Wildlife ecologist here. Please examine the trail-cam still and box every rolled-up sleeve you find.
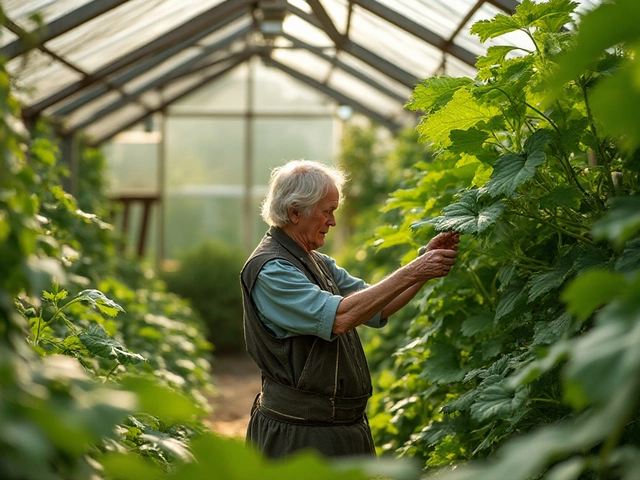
[252,260,342,341]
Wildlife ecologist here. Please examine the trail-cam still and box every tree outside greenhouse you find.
[1,1,640,479]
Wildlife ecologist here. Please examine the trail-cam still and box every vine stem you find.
[517,210,594,244]
[467,267,494,307]
[105,363,120,382]
[34,297,82,345]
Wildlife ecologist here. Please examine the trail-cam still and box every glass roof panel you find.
[61,90,123,129]
[374,0,478,39]
[282,14,334,48]
[349,4,445,79]
[2,0,94,28]
[84,102,148,142]
[7,49,84,104]
[0,28,19,48]
[253,55,334,114]
[45,0,226,73]
[335,51,414,100]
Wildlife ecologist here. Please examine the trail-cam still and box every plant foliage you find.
[361,1,640,478]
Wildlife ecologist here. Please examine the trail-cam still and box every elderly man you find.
[240,160,459,459]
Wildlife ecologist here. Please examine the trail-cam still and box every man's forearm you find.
[380,280,426,319]
[332,268,419,335]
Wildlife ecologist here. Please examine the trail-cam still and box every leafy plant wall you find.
[357,0,640,478]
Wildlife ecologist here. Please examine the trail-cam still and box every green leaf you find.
[470,383,529,422]
[592,196,640,249]
[561,269,628,321]
[471,15,521,43]
[564,295,640,408]
[449,128,490,158]
[121,377,204,422]
[615,238,640,273]
[590,56,640,151]
[495,280,528,321]
[79,323,146,365]
[532,312,580,346]
[140,429,193,462]
[416,89,501,149]
[425,189,506,235]
[421,343,467,384]
[461,314,494,337]
[548,0,640,94]
[485,131,549,197]
[100,452,163,480]
[406,76,473,113]
[507,341,571,388]
[76,289,125,316]
[476,46,523,70]
[538,185,582,210]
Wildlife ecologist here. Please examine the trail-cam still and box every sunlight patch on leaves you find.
[79,323,145,365]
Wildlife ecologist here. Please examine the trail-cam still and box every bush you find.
[163,240,245,352]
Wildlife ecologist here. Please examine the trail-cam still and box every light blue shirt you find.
[252,253,387,342]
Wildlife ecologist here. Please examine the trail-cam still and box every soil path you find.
[206,352,262,438]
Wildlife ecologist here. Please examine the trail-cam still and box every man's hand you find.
[414,248,457,280]
[418,231,460,256]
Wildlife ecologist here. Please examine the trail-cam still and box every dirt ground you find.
[205,352,262,438]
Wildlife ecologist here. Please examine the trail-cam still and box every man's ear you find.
[288,207,300,224]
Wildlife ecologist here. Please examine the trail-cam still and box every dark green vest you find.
[240,227,375,458]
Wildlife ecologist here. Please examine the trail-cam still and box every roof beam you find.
[486,0,520,14]
[23,0,253,119]
[90,52,253,146]
[286,3,418,88]
[263,55,401,132]
[282,33,407,104]
[0,0,132,60]
[351,0,478,67]
[306,0,346,46]
[68,26,254,133]
[52,10,248,117]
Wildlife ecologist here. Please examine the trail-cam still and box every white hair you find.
[261,160,346,227]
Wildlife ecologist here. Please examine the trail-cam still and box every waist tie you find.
[258,375,370,425]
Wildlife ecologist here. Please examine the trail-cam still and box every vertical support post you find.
[243,58,255,254]
[61,133,79,196]
[157,112,167,268]
[137,199,152,257]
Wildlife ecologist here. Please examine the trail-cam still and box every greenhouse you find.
[2,0,640,479]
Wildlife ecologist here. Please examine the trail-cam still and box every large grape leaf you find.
[417,89,501,149]
[421,343,468,384]
[470,383,529,422]
[476,46,523,70]
[79,323,145,365]
[424,189,506,235]
[485,130,550,197]
[538,185,582,210]
[495,280,528,321]
[406,76,472,113]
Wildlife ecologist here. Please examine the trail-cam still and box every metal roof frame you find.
[3,0,527,139]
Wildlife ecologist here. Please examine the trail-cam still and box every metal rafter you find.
[90,51,253,146]
[23,0,254,119]
[263,54,401,132]
[486,0,520,14]
[286,3,418,88]
[0,0,132,60]
[68,26,255,134]
[306,0,346,46]
[282,33,407,104]
[351,0,478,67]
[52,9,249,117]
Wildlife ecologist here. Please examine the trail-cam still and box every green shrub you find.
[162,240,245,352]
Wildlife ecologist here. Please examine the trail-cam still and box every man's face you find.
[295,184,339,252]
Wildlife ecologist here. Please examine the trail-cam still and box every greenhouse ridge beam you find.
[67,25,255,133]
[351,0,478,67]
[52,9,249,117]
[287,4,418,88]
[0,0,132,60]
[91,52,253,146]
[265,55,400,133]
[282,33,407,104]
[22,0,253,119]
